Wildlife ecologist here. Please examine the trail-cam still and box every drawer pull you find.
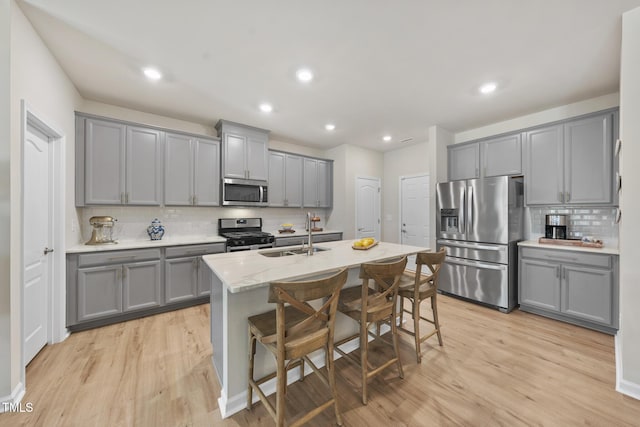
[546,255,577,262]
[108,256,136,261]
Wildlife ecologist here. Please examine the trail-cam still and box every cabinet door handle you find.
[193,195,198,205]
[562,268,566,280]
[556,266,560,278]
[121,192,125,204]
[125,193,129,204]
[558,192,563,203]
[565,192,570,202]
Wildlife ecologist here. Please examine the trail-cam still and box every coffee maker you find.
[545,214,567,239]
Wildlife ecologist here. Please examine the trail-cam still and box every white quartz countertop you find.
[203,240,429,293]
[518,240,619,255]
[66,235,227,254]
[269,229,343,238]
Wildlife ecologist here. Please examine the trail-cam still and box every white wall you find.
[382,141,429,243]
[0,0,11,402]
[325,144,383,239]
[455,93,619,143]
[617,5,640,399]
[6,0,83,400]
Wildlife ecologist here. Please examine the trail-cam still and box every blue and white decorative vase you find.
[147,218,165,240]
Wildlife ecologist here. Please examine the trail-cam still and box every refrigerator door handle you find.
[438,240,503,251]
[467,185,474,235]
[445,256,506,271]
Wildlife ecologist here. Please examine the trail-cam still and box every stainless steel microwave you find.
[222,178,268,206]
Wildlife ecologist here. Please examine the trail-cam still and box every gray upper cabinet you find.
[481,133,522,177]
[216,120,269,181]
[165,132,220,206]
[268,151,303,207]
[77,116,163,206]
[82,118,126,205]
[303,158,332,208]
[126,126,163,205]
[524,124,564,205]
[563,114,613,205]
[525,112,615,205]
[448,143,479,181]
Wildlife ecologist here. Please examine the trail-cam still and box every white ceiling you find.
[18,0,640,151]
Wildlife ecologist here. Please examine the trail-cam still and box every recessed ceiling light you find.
[479,82,497,94]
[383,135,392,142]
[325,123,335,131]
[143,67,162,81]
[259,103,273,113]
[296,68,314,83]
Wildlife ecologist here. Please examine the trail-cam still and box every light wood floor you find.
[2,295,640,427]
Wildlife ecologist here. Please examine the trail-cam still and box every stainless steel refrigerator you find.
[436,176,524,312]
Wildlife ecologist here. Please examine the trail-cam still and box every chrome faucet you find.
[306,212,313,256]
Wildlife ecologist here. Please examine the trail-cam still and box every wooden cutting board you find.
[352,241,379,250]
[538,237,604,248]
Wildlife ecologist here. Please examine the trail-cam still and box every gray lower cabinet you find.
[74,249,161,323]
[67,243,225,330]
[165,243,225,302]
[274,232,342,248]
[518,246,618,334]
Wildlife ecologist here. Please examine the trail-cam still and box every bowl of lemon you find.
[352,237,378,250]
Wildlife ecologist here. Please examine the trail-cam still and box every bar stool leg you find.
[327,344,343,426]
[392,307,404,379]
[247,328,256,410]
[361,320,369,405]
[414,297,422,363]
[432,294,443,346]
[276,354,287,427]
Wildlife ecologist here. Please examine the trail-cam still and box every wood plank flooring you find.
[1,295,639,426]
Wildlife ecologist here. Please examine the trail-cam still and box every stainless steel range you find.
[218,218,275,252]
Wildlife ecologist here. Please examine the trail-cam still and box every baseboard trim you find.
[218,339,361,418]
[0,382,25,414]
[617,378,640,401]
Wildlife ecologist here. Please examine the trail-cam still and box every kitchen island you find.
[202,240,429,418]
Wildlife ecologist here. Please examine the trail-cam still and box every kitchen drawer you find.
[78,249,161,267]
[274,236,306,247]
[165,243,226,258]
[519,247,611,269]
[312,233,342,243]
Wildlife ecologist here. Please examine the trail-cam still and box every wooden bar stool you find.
[247,268,348,427]
[334,257,407,405]
[398,249,446,363]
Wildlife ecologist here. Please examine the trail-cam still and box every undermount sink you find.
[259,247,330,257]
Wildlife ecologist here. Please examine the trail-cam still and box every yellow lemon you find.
[363,238,375,246]
[353,240,364,248]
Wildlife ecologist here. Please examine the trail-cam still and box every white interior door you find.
[355,177,381,240]
[24,125,52,364]
[401,175,430,268]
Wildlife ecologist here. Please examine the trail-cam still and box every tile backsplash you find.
[78,206,330,244]
[527,207,619,247]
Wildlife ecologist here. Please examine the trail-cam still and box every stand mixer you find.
[86,216,118,245]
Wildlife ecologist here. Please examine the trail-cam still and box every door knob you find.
[402,229,407,233]
[43,247,54,255]
[358,228,364,231]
